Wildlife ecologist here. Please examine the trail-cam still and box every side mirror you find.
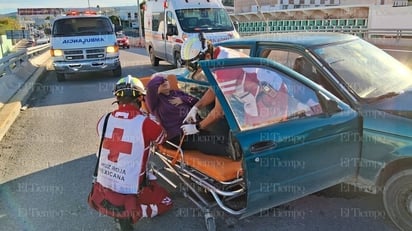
[166,24,177,36]
[318,91,342,115]
[233,21,239,31]
[326,99,341,114]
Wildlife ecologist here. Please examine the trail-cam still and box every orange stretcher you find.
[156,144,243,182]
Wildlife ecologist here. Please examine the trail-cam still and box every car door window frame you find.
[209,65,325,131]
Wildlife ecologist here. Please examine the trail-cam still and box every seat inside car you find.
[293,56,318,82]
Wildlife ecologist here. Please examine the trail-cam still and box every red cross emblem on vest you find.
[103,128,132,162]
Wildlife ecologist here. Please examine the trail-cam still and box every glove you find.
[180,124,200,135]
[234,92,258,117]
[183,106,199,123]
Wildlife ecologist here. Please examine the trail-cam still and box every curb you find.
[0,65,47,142]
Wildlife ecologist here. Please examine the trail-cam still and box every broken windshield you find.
[314,39,412,99]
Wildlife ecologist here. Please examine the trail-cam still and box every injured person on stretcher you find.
[141,73,244,181]
[140,73,247,222]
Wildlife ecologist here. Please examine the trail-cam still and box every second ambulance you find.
[50,10,121,82]
[144,0,239,68]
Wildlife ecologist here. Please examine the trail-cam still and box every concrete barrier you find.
[0,51,50,141]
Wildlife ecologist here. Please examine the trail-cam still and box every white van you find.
[50,10,121,81]
[144,0,239,68]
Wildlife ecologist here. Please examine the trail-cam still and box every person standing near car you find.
[179,33,255,160]
[94,75,173,231]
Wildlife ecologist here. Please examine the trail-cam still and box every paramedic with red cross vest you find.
[96,75,173,231]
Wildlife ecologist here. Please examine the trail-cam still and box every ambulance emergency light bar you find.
[66,10,97,16]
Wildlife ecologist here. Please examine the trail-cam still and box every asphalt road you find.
[0,47,402,231]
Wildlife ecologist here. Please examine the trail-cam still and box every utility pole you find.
[137,0,144,47]
[88,0,90,9]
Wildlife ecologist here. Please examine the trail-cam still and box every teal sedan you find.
[155,32,412,231]
[202,32,412,230]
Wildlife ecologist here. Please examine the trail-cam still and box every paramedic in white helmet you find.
[92,75,173,231]
[179,33,252,160]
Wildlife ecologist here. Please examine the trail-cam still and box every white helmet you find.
[180,35,208,61]
[113,75,146,97]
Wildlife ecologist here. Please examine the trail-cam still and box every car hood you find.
[372,89,412,119]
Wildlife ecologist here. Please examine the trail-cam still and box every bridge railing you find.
[0,43,50,78]
[239,27,412,39]
[238,28,412,50]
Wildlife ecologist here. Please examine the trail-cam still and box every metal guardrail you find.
[0,43,50,78]
[239,28,412,40]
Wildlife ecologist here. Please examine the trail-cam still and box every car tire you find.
[149,47,159,66]
[174,51,182,68]
[383,169,412,231]
[127,45,130,49]
[56,73,65,82]
[113,65,122,77]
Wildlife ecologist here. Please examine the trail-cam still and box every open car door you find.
[199,57,362,218]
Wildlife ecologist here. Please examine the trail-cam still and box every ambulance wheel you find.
[149,47,159,66]
[204,212,216,231]
[174,51,182,68]
[56,73,65,82]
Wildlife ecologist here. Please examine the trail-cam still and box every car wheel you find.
[174,51,183,68]
[113,65,122,77]
[149,47,159,66]
[56,73,65,82]
[383,169,412,231]
[127,45,130,49]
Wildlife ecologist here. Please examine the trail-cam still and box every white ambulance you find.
[50,10,121,81]
[144,0,239,68]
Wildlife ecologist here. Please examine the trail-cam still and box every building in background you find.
[233,0,410,13]
[16,6,141,31]
[230,0,412,34]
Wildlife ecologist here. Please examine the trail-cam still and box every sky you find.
[0,0,140,15]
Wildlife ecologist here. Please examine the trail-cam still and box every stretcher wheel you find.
[204,212,216,231]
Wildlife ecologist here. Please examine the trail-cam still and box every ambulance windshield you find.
[176,8,234,33]
[52,17,114,37]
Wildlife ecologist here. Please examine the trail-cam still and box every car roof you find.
[217,32,358,48]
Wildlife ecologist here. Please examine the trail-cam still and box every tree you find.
[0,17,20,35]
[109,15,122,32]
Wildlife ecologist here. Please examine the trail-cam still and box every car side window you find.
[266,49,324,84]
[265,49,300,69]
[211,66,324,131]
[265,49,345,100]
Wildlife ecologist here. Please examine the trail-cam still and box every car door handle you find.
[250,141,277,153]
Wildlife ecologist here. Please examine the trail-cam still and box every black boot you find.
[115,218,134,231]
